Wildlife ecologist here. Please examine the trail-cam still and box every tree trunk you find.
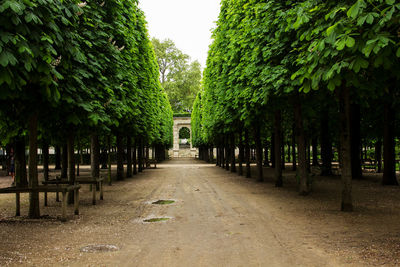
[375,139,382,173]
[61,143,68,179]
[245,130,251,178]
[138,139,143,172]
[116,134,124,181]
[294,99,309,195]
[281,141,285,170]
[350,104,362,179]
[15,137,27,187]
[312,137,319,166]
[42,141,49,182]
[133,142,137,175]
[320,113,333,176]
[271,133,276,168]
[291,125,296,171]
[55,146,61,170]
[67,131,75,204]
[230,134,236,173]
[339,86,353,211]
[107,136,112,185]
[210,147,214,163]
[263,145,270,167]
[126,137,132,178]
[91,133,100,180]
[274,110,283,187]
[225,137,229,171]
[238,133,244,176]
[382,97,398,185]
[28,113,40,218]
[254,125,263,182]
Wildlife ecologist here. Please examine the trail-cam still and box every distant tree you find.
[152,38,202,113]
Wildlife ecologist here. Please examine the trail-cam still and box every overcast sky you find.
[139,0,221,68]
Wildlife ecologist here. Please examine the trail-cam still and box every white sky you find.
[139,0,221,68]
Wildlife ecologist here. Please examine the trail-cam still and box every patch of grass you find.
[152,200,175,205]
[143,217,170,223]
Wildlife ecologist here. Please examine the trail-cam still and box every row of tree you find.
[192,0,400,211]
[0,0,173,218]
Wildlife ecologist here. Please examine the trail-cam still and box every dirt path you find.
[0,158,399,266]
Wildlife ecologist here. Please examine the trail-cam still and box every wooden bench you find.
[146,159,157,169]
[362,159,376,171]
[43,177,104,205]
[0,185,81,222]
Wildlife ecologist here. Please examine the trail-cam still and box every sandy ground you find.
[0,158,399,266]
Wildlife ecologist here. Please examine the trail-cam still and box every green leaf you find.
[386,0,395,5]
[336,39,346,50]
[346,37,355,48]
[326,23,337,36]
[396,47,400,57]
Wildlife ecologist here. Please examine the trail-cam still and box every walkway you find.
[2,158,399,266]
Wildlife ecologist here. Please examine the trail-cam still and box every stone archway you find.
[170,116,197,158]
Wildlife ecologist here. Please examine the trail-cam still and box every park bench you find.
[0,185,81,222]
[43,176,104,205]
[362,159,376,171]
[146,159,157,169]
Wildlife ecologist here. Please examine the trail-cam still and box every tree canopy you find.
[152,38,202,113]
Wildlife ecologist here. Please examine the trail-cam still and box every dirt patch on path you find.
[0,159,399,266]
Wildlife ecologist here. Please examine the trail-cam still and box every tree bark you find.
[274,110,283,187]
[133,142,137,175]
[230,134,236,173]
[116,134,124,180]
[107,136,112,185]
[91,133,100,180]
[382,97,398,185]
[245,130,251,178]
[42,141,49,182]
[294,99,309,195]
[375,139,382,173]
[339,86,353,211]
[281,141,286,170]
[138,139,143,172]
[67,131,75,204]
[225,137,230,171]
[238,133,244,176]
[28,113,40,218]
[126,137,132,178]
[271,133,276,168]
[312,137,319,167]
[263,145,270,167]
[55,146,61,170]
[61,143,68,179]
[291,126,297,171]
[350,104,363,179]
[254,125,263,182]
[15,137,27,187]
[320,112,333,176]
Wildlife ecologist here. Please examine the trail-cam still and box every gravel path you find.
[0,158,399,266]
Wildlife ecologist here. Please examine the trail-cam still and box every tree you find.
[152,38,202,113]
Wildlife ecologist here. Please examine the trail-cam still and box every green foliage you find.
[192,0,400,148]
[152,38,202,113]
[0,0,173,148]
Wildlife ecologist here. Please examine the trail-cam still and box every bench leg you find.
[16,193,20,217]
[100,181,103,200]
[61,192,67,222]
[74,189,79,215]
[44,192,48,207]
[92,184,96,205]
[56,191,60,202]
